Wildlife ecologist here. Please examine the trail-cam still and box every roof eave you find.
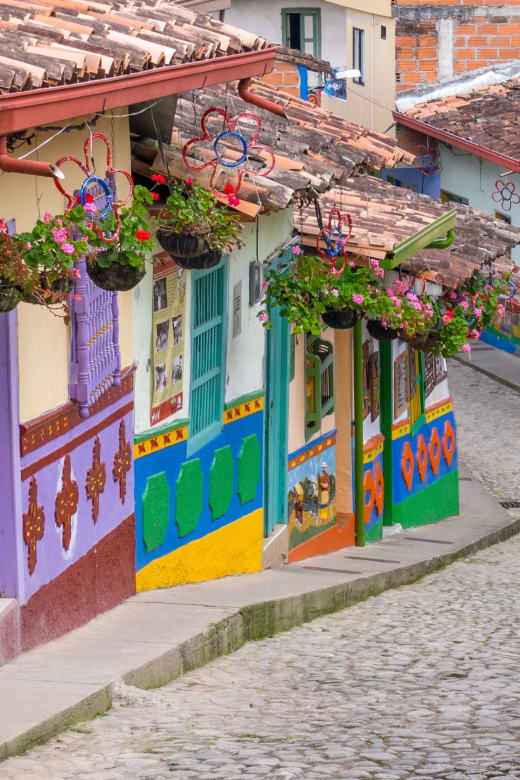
[392,111,520,173]
[381,207,458,270]
[0,48,278,135]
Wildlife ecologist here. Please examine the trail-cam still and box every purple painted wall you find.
[20,396,134,603]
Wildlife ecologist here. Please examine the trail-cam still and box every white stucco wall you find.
[440,146,520,265]
[133,209,294,436]
[225,0,347,71]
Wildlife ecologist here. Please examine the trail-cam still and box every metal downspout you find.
[237,77,288,118]
[353,319,365,546]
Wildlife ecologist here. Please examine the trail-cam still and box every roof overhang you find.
[381,207,458,269]
[393,110,520,173]
[0,47,278,135]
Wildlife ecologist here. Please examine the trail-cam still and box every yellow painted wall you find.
[0,109,133,422]
[136,508,264,591]
[288,325,337,456]
[321,8,395,135]
[324,0,392,18]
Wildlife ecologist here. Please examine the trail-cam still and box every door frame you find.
[263,247,292,537]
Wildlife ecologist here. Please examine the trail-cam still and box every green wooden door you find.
[264,252,291,537]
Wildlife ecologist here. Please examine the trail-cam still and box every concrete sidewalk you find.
[0,466,518,762]
[453,340,520,392]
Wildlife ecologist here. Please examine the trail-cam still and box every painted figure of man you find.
[319,463,330,522]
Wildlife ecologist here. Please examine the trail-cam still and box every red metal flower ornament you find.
[414,145,443,176]
[53,133,134,244]
[492,179,520,211]
[317,208,353,276]
[182,108,276,200]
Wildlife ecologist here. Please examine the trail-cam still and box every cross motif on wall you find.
[23,476,45,575]
[86,435,106,524]
[113,419,131,504]
[55,453,79,550]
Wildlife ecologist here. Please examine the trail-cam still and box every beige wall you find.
[0,109,133,422]
[321,6,396,135]
[325,0,392,17]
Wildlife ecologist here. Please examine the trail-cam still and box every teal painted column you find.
[380,341,394,526]
[353,320,365,547]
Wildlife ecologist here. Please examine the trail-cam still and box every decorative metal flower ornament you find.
[492,179,520,212]
[54,133,134,243]
[317,208,353,276]
[414,145,443,176]
[182,108,276,200]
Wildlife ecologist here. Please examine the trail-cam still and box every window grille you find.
[69,172,121,418]
[189,259,227,454]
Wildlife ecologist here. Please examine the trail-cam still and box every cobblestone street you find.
[1,361,520,780]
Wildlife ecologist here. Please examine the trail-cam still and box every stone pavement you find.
[3,520,520,779]
[453,341,520,393]
[449,359,520,501]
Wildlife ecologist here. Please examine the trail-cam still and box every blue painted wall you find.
[382,167,441,199]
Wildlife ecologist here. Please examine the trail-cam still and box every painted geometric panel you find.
[176,459,203,538]
[237,434,261,505]
[142,472,170,553]
[209,445,234,521]
[23,476,45,575]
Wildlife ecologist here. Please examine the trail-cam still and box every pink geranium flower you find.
[43,212,53,223]
[460,301,469,309]
[461,344,471,353]
[292,245,301,255]
[258,313,269,323]
[352,293,364,305]
[61,243,75,255]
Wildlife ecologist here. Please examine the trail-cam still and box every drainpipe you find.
[426,230,455,250]
[238,77,288,118]
[0,136,64,179]
[353,319,365,547]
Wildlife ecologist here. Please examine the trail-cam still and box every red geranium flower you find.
[151,192,159,201]
[224,184,236,196]
[135,229,151,242]
[151,174,166,184]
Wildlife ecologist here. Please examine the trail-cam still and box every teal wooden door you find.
[264,251,290,537]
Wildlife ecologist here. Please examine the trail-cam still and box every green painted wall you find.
[209,445,234,520]
[365,517,383,543]
[142,472,170,553]
[176,459,204,537]
[238,434,261,505]
[392,469,459,530]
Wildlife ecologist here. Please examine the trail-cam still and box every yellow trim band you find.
[224,395,264,425]
[363,441,384,464]
[426,401,453,424]
[392,422,410,441]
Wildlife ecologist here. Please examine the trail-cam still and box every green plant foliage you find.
[142,472,170,553]
[237,435,261,505]
[160,182,244,252]
[175,459,203,537]
[209,446,234,520]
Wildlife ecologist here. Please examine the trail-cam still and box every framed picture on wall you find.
[370,352,380,422]
[362,340,371,420]
[424,353,436,398]
[434,355,447,384]
[394,350,410,418]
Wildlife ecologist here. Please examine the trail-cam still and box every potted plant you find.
[156,180,244,270]
[80,185,155,291]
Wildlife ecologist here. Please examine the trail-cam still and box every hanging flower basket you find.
[0,286,20,313]
[156,226,210,259]
[87,255,146,292]
[322,308,364,330]
[367,319,399,341]
[398,330,439,353]
[171,248,223,271]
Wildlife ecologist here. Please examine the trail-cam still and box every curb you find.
[4,511,520,761]
[451,354,520,394]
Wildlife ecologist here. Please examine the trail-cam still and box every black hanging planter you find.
[367,319,399,341]
[50,276,76,294]
[87,257,146,292]
[0,286,20,313]
[398,330,439,353]
[172,249,223,271]
[322,308,364,330]
[156,226,209,259]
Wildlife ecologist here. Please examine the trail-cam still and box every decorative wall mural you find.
[402,440,414,491]
[142,472,170,553]
[113,419,132,504]
[55,454,79,551]
[287,437,337,551]
[443,420,456,466]
[23,476,45,575]
[175,459,204,538]
[209,445,234,520]
[428,427,441,476]
[86,435,106,524]
[237,434,261,505]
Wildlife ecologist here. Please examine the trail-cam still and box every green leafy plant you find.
[81,185,155,269]
[158,180,244,252]
[258,250,434,336]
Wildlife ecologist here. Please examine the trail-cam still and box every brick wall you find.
[261,59,301,98]
[394,3,520,94]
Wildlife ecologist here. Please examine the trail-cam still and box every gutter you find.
[381,207,458,270]
[393,111,520,173]
[0,48,278,135]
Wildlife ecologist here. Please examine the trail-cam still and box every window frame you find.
[187,256,228,457]
[305,333,334,441]
[282,8,322,59]
[441,189,469,206]
[381,25,387,40]
[409,347,426,437]
[353,27,365,86]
